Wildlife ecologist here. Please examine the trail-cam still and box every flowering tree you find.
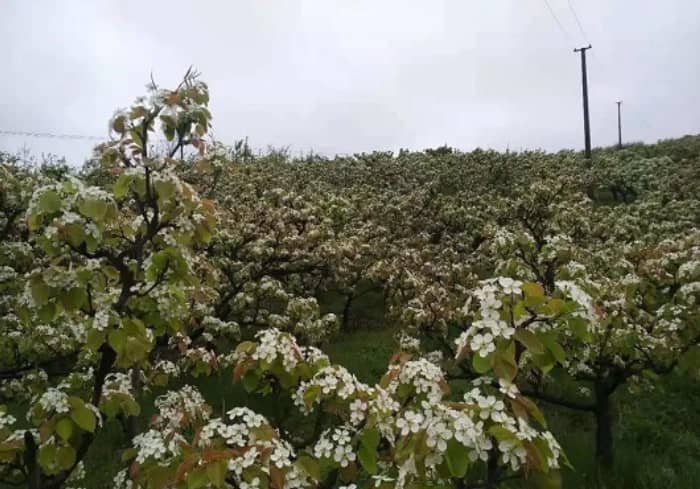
[0,71,217,489]
[483,176,700,465]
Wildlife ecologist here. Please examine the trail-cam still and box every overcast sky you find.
[1,1,699,164]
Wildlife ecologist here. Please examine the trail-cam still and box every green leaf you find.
[242,370,261,392]
[121,447,138,462]
[37,444,57,472]
[435,459,452,480]
[361,428,381,450]
[31,280,51,305]
[488,425,517,442]
[472,352,493,374]
[276,368,297,390]
[568,316,591,341]
[86,329,106,351]
[142,464,172,489]
[146,251,172,282]
[206,460,227,488]
[108,329,127,353]
[79,198,109,222]
[545,298,565,315]
[154,180,176,202]
[129,129,144,149]
[61,287,86,311]
[186,468,209,489]
[445,439,469,478]
[493,349,517,381]
[55,418,74,441]
[235,341,257,354]
[123,336,151,365]
[195,224,213,244]
[56,445,76,470]
[531,350,556,373]
[38,303,57,323]
[38,190,62,213]
[358,443,378,474]
[28,212,42,231]
[518,396,547,428]
[541,336,566,363]
[512,300,527,320]
[532,437,554,468]
[297,455,321,481]
[515,329,545,354]
[123,397,142,417]
[303,384,321,408]
[523,282,545,298]
[397,382,414,398]
[113,175,132,199]
[64,223,86,247]
[69,398,97,432]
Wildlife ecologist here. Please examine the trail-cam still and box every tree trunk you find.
[124,367,142,439]
[341,293,354,330]
[484,452,500,489]
[125,413,140,440]
[24,431,41,489]
[595,389,614,468]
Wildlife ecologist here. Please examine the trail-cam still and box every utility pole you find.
[574,44,592,158]
[616,100,623,149]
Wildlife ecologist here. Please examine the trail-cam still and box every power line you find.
[0,129,106,141]
[542,0,574,44]
[566,0,602,66]
[567,0,591,45]
[0,129,168,144]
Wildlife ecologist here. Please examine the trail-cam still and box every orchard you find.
[1,71,699,489]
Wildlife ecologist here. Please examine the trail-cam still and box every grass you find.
[550,372,700,488]
[325,327,396,384]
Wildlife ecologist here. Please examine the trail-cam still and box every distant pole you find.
[616,101,623,149]
[574,45,592,158]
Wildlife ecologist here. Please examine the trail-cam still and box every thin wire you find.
[542,0,575,44]
[0,129,106,141]
[566,0,601,65]
[567,0,590,44]
[0,129,168,144]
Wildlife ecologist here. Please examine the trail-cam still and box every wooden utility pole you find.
[616,101,623,149]
[574,45,592,158]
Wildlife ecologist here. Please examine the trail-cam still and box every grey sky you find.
[1,1,699,165]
